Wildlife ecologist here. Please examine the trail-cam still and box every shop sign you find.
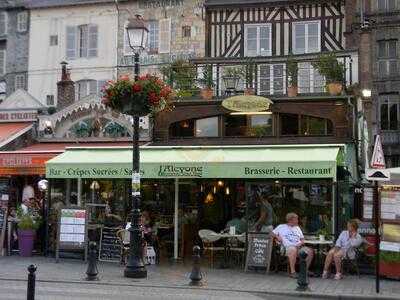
[222,95,272,112]
[138,0,184,8]
[0,110,37,122]
[0,154,53,167]
[158,165,203,177]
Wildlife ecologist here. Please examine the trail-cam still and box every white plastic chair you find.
[198,229,224,268]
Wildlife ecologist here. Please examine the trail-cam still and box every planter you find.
[287,86,298,97]
[18,229,36,257]
[121,100,151,117]
[319,235,325,242]
[200,88,214,100]
[380,261,400,279]
[244,88,255,95]
[327,82,343,96]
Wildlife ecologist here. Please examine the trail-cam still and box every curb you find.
[0,277,398,300]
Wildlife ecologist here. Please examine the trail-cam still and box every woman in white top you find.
[322,219,363,280]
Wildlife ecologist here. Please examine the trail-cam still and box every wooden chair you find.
[198,229,224,268]
[228,233,246,268]
[116,229,130,265]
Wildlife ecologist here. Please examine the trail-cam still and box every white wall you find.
[28,4,118,106]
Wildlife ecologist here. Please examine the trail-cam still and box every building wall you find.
[27,4,118,106]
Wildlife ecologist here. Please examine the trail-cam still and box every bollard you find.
[86,242,99,281]
[296,249,310,292]
[27,264,37,300]
[189,245,203,286]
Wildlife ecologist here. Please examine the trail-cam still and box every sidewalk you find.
[0,256,399,300]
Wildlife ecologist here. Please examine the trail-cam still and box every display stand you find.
[0,207,7,256]
[244,232,273,273]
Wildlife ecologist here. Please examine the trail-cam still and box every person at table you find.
[225,211,246,235]
[322,219,363,280]
[250,191,274,233]
[272,212,314,278]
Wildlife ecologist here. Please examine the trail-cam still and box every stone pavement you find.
[0,256,399,300]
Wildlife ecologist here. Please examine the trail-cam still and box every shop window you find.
[377,40,398,77]
[380,95,399,130]
[170,119,195,137]
[300,116,333,135]
[195,117,219,137]
[225,114,273,137]
[280,113,299,135]
[225,115,247,137]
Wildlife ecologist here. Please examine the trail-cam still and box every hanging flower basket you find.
[102,74,174,116]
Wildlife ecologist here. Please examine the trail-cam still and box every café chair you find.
[116,229,130,265]
[341,239,372,277]
[198,229,224,268]
[229,233,246,268]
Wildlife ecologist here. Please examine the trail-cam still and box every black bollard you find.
[189,246,203,286]
[27,264,37,300]
[86,242,99,281]
[296,249,310,292]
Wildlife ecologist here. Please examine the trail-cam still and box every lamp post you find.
[38,179,49,256]
[124,15,148,279]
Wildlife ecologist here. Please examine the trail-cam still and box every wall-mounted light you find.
[217,180,224,187]
[225,187,230,195]
[90,181,100,190]
[362,89,372,98]
[213,186,217,194]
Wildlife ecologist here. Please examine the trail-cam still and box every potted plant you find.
[287,56,298,97]
[222,66,243,92]
[312,53,345,96]
[17,206,42,257]
[317,228,328,241]
[160,60,197,99]
[244,60,256,95]
[102,74,174,116]
[198,65,214,100]
[380,251,400,279]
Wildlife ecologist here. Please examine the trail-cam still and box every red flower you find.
[160,86,171,98]
[148,92,160,105]
[102,97,110,105]
[119,74,130,81]
[132,84,142,92]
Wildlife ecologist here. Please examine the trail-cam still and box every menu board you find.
[380,186,400,221]
[0,207,7,256]
[98,227,121,262]
[245,232,273,273]
[363,188,374,220]
[58,209,86,249]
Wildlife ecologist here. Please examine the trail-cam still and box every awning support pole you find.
[77,178,82,207]
[174,178,179,260]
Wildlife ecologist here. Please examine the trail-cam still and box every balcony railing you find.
[160,51,358,101]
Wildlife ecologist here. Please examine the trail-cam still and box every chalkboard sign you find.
[245,232,273,273]
[99,227,121,262]
[0,207,7,256]
[56,208,87,262]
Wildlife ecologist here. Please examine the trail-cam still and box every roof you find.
[27,0,127,9]
[0,122,33,148]
[0,89,45,111]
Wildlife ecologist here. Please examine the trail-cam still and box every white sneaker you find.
[322,271,329,279]
[334,273,343,280]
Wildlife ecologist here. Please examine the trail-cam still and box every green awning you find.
[45,145,342,180]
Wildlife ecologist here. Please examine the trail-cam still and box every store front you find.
[45,144,343,261]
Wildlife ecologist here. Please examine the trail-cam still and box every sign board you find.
[56,208,86,262]
[0,110,37,122]
[222,95,273,112]
[0,207,7,256]
[245,232,273,273]
[363,187,374,220]
[380,186,400,221]
[371,135,385,169]
[366,168,391,182]
[98,227,122,262]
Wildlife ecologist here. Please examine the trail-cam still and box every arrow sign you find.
[366,168,391,182]
[371,135,385,169]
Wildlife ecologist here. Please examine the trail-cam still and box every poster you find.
[59,209,86,245]
[363,188,373,220]
[380,187,400,221]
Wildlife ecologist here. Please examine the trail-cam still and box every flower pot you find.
[200,88,214,100]
[380,261,400,279]
[319,235,325,241]
[244,88,255,95]
[327,82,343,96]
[287,86,298,97]
[18,229,36,257]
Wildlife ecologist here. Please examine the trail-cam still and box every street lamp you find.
[38,179,49,256]
[124,15,148,279]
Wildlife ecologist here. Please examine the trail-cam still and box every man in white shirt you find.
[272,212,314,278]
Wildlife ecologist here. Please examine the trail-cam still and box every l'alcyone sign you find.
[0,110,38,122]
[222,95,272,112]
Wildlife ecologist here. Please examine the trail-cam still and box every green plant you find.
[223,66,244,78]
[312,53,345,84]
[198,65,214,89]
[250,125,269,138]
[47,106,56,115]
[160,60,198,97]
[17,206,42,230]
[317,228,328,236]
[380,251,400,263]
[287,55,298,87]
[244,58,256,88]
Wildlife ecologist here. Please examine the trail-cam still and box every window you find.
[380,96,399,130]
[66,24,98,59]
[0,12,7,36]
[293,22,320,54]
[0,81,5,96]
[378,0,396,10]
[195,117,219,137]
[46,95,55,106]
[182,25,191,38]
[148,21,159,53]
[258,64,285,95]
[17,12,28,32]
[300,116,333,135]
[159,19,171,53]
[14,74,25,90]
[225,114,273,137]
[170,120,195,137]
[50,35,58,46]
[280,113,299,135]
[377,40,398,77]
[245,24,271,56]
[0,50,5,76]
[75,80,105,101]
[298,62,325,93]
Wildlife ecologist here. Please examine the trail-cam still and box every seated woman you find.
[322,219,363,280]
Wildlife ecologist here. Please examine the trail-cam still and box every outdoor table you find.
[218,233,243,268]
[304,239,334,275]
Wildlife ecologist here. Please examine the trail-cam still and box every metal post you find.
[124,51,147,279]
[189,246,203,286]
[86,242,99,281]
[296,250,310,292]
[27,265,36,300]
[174,178,179,260]
[374,181,380,293]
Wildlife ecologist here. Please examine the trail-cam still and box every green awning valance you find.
[45,145,342,180]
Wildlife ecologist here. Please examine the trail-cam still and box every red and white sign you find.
[371,135,385,169]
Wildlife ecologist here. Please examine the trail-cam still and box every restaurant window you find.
[380,95,399,130]
[244,24,271,57]
[293,21,320,54]
[170,119,195,137]
[377,40,398,77]
[280,113,299,135]
[298,62,325,93]
[300,116,333,135]
[195,117,219,137]
[225,114,273,137]
[258,64,285,95]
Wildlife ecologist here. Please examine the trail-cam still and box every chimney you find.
[57,61,75,110]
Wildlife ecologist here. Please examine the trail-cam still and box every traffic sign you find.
[366,168,390,181]
[371,135,385,169]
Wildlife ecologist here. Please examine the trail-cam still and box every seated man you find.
[225,211,246,234]
[272,212,314,278]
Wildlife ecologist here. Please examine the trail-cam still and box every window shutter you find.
[259,26,271,56]
[293,24,306,54]
[124,29,132,55]
[89,80,97,95]
[0,50,5,76]
[273,64,285,94]
[245,26,257,57]
[158,18,171,54]
[66,26,77,59]
[258,65,271,95]
[88,24,98,57]
[298,62,310,93]
[307,23,320,53]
